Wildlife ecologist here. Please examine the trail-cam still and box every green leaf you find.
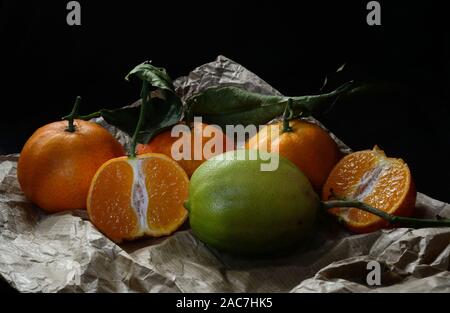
[186,81,355,128]
[125,62,176,93]
[95,62,183,144]
[94,61,355,142]
[99,93,182,144]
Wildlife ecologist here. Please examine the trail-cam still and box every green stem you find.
[77,112,102,120]
[129,81,150,158]
[291,80,354,115]
[282,98,294,132]
[322,200,450,228]
[62,97,102,128]
[62,96,82,132]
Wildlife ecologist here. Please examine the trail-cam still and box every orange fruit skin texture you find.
[17,120,125,213]
[87,153,189,242]
[247,119,342,191]
[137,123,234,177]
[322,146,417,233]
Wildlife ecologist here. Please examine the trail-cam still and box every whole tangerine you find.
[247,119,342,191]
[137,122,233,177]
[17,118,125,212]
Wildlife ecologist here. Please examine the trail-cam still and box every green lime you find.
[186,149,320,256]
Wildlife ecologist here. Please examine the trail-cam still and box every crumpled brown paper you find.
[1,56,450,293]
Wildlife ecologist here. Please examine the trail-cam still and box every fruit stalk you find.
[322,200,450,228]
[62,96,82,132]
[129,81,150,158]
[62,96,103,129]
[76,112,102,120]
[282,99,294,133]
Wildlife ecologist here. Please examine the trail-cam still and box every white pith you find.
[353,158,390,201]
[129,158,150,233]
[340,157,390,222]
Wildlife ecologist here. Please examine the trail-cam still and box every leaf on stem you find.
[185,82,355,128]
[99,62,183,144]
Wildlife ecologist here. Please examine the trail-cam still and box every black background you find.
[0,0,449,203]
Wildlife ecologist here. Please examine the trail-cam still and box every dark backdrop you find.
[1,1,449,206]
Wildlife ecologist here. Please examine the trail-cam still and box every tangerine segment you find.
[87,157,141,242]
[87,154,189,242]
[322,146,416,233]
[139,154,189,236]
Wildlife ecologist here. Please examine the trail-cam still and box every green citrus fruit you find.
[186,149,320,256]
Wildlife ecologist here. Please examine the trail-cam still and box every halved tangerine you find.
[322,146,416,233]
[87,153,189,242]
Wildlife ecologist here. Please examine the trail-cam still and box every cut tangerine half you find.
[322,146,416,233]
[87,153,189,242]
